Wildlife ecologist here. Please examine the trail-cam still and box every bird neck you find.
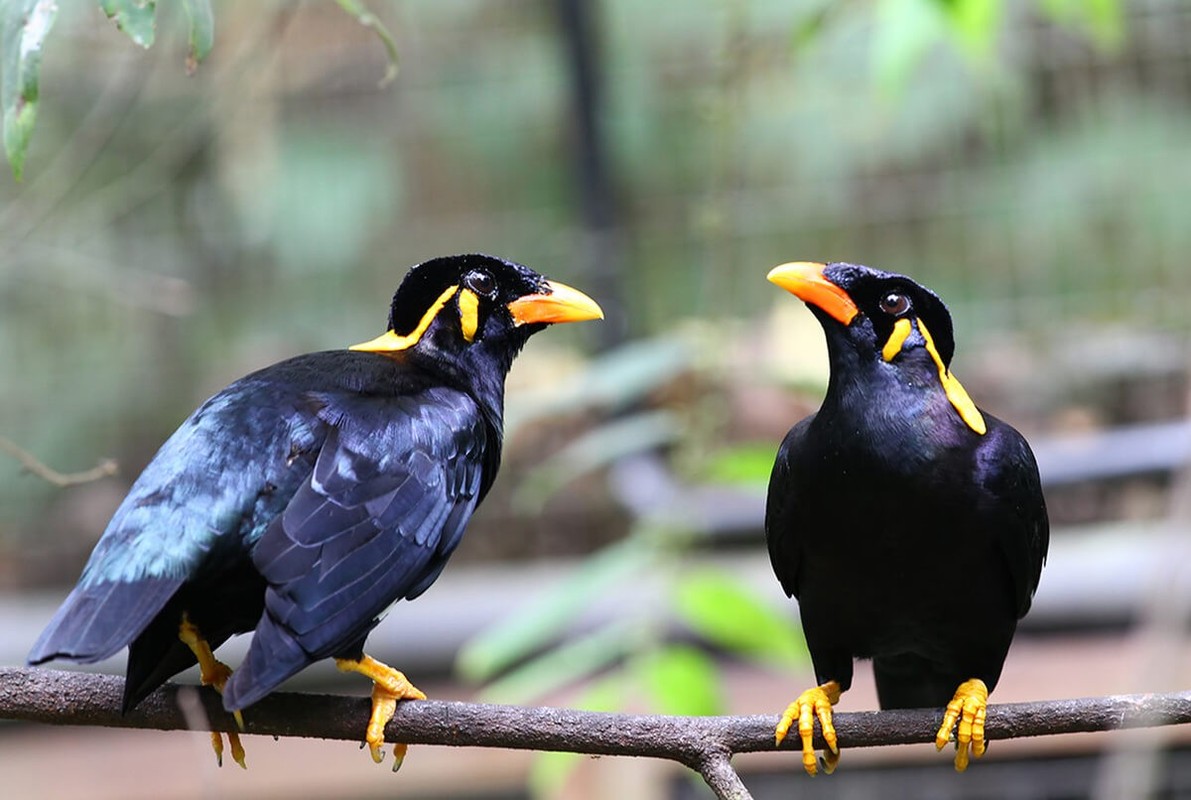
[820,330,968,456]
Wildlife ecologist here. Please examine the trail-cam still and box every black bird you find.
[764,261,1047,774]
[28,253,603,769]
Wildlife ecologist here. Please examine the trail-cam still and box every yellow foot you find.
[935,678,989,772]
[179,614,247,768]
[775,681,841,776]
[210,729,247,770]
[336,654,426,771]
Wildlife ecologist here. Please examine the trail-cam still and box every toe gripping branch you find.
[177,614,246,768]
[936,678,989,772]
[336,654,427,772]
[775,681,841,776]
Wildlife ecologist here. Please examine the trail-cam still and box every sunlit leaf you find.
[699,442,777,487]
[1039,0,1123,51]
[935,0,1000,57]
[674,569,807,668]
[99,0,156,49]
[636,645,723,716]
[334,0,399,86]
[529,751,584,799]
[527,677,625,798]
[456,536,655,683]
[873,0,947,95]
[477,622,633,705]
[179,0,213,74]
[1,0,58,181]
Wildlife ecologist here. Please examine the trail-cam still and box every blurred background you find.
[2,0,1191,797]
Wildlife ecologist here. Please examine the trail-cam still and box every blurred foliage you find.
[0,0,1184,574]
[2,0,57,180]
[1,0,397,179]
[457,529,807,797]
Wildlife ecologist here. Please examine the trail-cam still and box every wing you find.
[27,379,323,667]
[765,415,816,599]
[222,387,488,710]
[976,416,1050,619]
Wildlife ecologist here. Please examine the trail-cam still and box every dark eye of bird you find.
[879,292,911,316]
[465,270,496,296]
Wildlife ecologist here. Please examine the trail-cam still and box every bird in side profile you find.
[28,253,603,770]
[764,261,1047,775]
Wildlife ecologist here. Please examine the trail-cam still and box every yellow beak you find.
[767,262,859,326]
[507,280,604,326]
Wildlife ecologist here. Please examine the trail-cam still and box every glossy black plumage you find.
[29,254,601,722]
[765,261,1048,771]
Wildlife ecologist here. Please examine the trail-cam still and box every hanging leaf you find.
[674,569,808,668]
[935,0,1001,57]
[636,645,724,717]
[179,0,213,74]
[2,0,58,181]
[456,536,655,683]
[527,677,625,798]
[872,0,948,95]
[334,0,399,87]
[477,623,634,705]
[98,0,156,49]
[1039,0,1123,52]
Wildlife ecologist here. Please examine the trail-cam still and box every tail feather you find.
[28,578,181,667]
[221,613,311,712]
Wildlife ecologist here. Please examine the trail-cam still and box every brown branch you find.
[2,667,1190,800]
[0,437,117,487]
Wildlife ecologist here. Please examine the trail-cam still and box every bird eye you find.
[879,292,911,316]
[465,270,495,296]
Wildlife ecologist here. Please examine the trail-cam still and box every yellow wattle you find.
[882,318,913,362]
[458,288,480,342]
[349,285,459,353]
[917,319,987,435]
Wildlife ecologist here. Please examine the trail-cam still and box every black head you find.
[768,260,985,434]
[352,253,603,359]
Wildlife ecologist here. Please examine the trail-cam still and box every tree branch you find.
[0,436,117,487]
[2,667,1189,800]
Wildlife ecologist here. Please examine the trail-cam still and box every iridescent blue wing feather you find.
[222,387,486,710]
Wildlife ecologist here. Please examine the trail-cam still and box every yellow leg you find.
[775,681,841,776]
[336,654,426,771]
[178,614,246,769]
[935,678,989,772]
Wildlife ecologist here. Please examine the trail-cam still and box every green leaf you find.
[456,536,655,683]
[636,645,723,716]
[529,751,584,799]
[873,0,947,95]
[674,569,807,668]
[1039,0,1123,52]
[699,442,777,487]
[2,0,58,181]
[526,677,625,798]
[334,0,399,87]
[935,0,1001,57]
[179,0,213,74]
[477,623,633,704]
[99,0,156,49]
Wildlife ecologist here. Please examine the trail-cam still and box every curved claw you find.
[775,681,841,776]
[337,654,426,769]
[179,614,248,768]
[935,678,989,772]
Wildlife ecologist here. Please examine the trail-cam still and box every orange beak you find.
[767,262,859,326]
[507,280,604,326]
